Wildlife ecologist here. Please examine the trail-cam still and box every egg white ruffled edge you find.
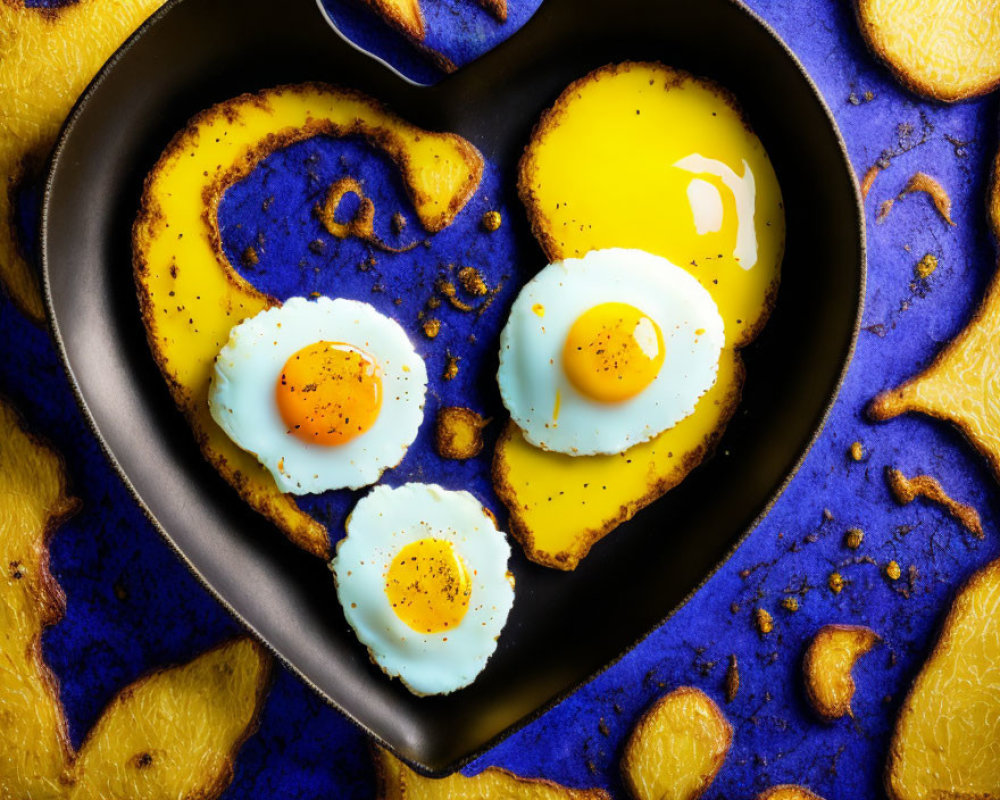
[208,296,428,494]
[330,482,515,696]
[497,248,725,456]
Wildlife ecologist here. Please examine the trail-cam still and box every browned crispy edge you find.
[724,654,739,703]
[372,744,404,800]
[802,624,879,722]
[867,143,1000,476]
[373,742,613,799]
[376,743,613,798]
[516,60,783,350]
[132,82,483,559]
[884,556,1000,800]
[620,686,732,800]
[885,468,984,538]
[853,0,1000,103]
[2,151,46,323]
[71,637,272,794]
[454,768,613,799]
[492,354,746,570]
[360,0,425,41]
[860,165,880,200]
[1,399,81,775]
[901,172,955,226]
[475,0,507,22]
[756,786,826,800]
[0,0,61,16]
[434,406,487,460]
[991,138,1000,240]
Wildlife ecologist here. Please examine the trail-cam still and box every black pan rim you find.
[38,0,866,777]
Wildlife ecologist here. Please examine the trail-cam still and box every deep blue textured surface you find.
[217,135,521,539]
[3,1,1000,798]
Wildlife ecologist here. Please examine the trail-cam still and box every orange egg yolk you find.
[276,341,382,446]
[563,302,665,403]
[384,538,471,633]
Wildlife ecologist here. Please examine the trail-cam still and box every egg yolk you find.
[384,538,471,633]
[563,302,665,403]
[276,341,382,446]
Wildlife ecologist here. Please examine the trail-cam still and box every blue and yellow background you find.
[3,0,999,797]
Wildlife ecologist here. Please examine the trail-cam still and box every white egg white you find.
[209,296,427,494]
[331,483,515,696]
[497,248,725,456]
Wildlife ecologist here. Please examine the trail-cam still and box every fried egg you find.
[497,248,724,456]
[209,296,427,494]
[331,483,515,696]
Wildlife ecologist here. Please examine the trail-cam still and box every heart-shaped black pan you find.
[42,0,864,775]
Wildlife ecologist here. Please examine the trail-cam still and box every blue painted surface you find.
[217,135,521,539]
[2,0,1000,798]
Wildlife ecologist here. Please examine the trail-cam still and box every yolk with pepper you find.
[276,341,382,446]
[563,302,665,403]
[385,538,471,633]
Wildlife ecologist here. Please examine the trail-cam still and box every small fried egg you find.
[497,248,724,456]
[209,296,427,494]
[331,483,515,696]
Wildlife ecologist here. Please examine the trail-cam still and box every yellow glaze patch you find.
[886,557,1000,800]
[519,62,784,349]
[856,0,1000,102]
[434,406,488,460]
[0,0,166,322]
[374,748,612,800]
[0,400,77,799]
[493,348,743,569]
[802,624,879,721]
[133,83,483,558]
[621,687,732,800]
[66,639,270,800]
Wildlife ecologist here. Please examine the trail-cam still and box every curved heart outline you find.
[40,0,864,775]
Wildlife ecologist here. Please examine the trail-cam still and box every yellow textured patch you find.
[886,557,1000,800]
[476,0,506,21]
[133,83,483,558]
[373,748,611,800]
[0,399,77,799]
[360,0,425,40]
[855,0,1000,101]
[493,348,743,570]
[870,145,1000,482]
[621,687,732,800]
[802,624,879,721]
[756,787,827,800]
[0,0,166,322]
[66,639,270,800]
[900,172,955,226]
[0,399,270,800]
